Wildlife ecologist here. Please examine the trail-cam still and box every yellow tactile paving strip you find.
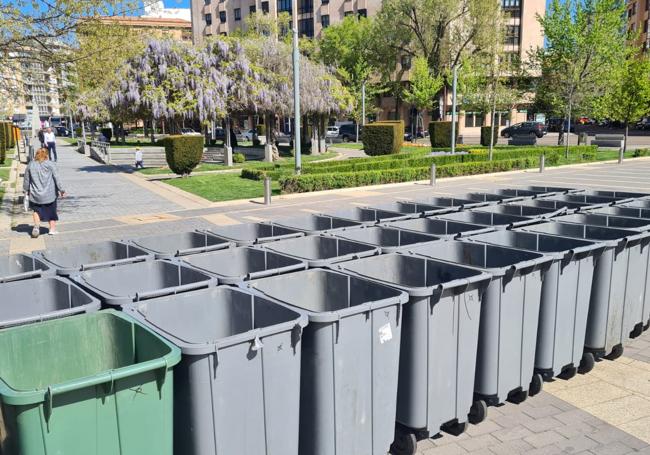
[114,213,181,225]
[201,213,240,226]
[545,357,650,444]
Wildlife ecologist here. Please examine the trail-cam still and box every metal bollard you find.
[539,154,545,173]
[430,163,436,186]
[264,177,272,205]
[618,147,624,164]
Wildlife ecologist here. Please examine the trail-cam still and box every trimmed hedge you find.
[162,135,204,175]
[361,120,404,156]
[480,126,497,147]
[429,121,458,148]
[0,122,7,163]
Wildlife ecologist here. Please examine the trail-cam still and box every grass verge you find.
[165,173,281,202]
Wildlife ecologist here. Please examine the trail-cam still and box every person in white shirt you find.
[134,147,144,169]
[44,128,57,162]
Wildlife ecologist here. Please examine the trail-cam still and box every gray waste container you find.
[245,268,408,455]
[386,218,495,239]
[320,206,410,226]
[206,222,304,247]
[468,230,604,379]
[587,205,650,220]
[71,260,215,307]
[272,214,363,235]
[128,231,233,259]
[408,241,552,406]
[473,203,567,219]
[455,192,527,204]
[333,254,491,452]
[515,198,596,213]
[415,196,489,210]
[436,210,541,229]
[555,212,650,232]
[578,190,650,201]
[369,201,456,218]
[498,186,580,197]
[521,221,649,360]
[123,286,307,455]
[0,276,100,328]
[621,199,650,210]
[332,226,440,254]
[0,253,51,283]
[539,194,622,209]
[179,246,306,284]
[260,235,379,267]
[35,241,152,275]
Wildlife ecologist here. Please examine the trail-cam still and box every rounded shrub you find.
[233,152,246,163]
[163,135,205,176]
[361,120,404,156]
[429,121,459,148]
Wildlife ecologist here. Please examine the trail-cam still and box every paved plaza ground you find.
[3,140,650,454]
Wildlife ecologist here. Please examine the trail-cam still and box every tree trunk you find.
[565,100,573,159]
[624,122,629,154]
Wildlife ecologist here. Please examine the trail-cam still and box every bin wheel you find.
[605,344,624,361]
[529,373,544,397]
[443,420,468,436]
[468,400,488,425]
[630,323,644,339]
[558,366,577,380]
[390,428,417,455]
[644,321,650,332]
[578,352,595,374]
[508,389,528,405]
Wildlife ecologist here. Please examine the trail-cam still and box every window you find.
[505,25,520,45]
[322,0,329,3]
[298,18,314,37]
[278,0,292,12]
[219,11,226,23]
[234,8,241,20]
[321,14,330,28]
[250,5,256,13]
[299,0,313,14]
[204,0,211,4]
[357,8,367,17]
[645,19,648,34]
[205,13,212,25]
[262,1,269,13]
[344,10,353,16]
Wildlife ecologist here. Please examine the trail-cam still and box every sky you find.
[163,0,190,7]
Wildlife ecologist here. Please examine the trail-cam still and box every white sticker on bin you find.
[378,323,393,344]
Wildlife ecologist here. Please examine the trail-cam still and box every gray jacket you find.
[23,161,64,205]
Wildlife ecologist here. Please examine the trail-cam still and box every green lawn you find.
[0,167,10,182]
[1,157,12,167]
[332,142,364,150]
[165,173,281,202]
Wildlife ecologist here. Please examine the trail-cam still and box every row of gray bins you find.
[2,185,650,455]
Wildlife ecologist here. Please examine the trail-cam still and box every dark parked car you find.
[500,122,547,138]
[54,126,71,137]
[337,124,361,142]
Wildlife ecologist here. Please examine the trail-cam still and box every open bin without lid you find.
[0,276,100,329]
[272,214,362,234]
[386,217,495,239]
[0,310,181,455]
[499,186,580,197]
[515,198,596,213]
[70,259,215,307]
[35,241,152,275]
[259,234,379,267]
[0,253,51,283]
[368,201,456,218]
[408,240,552,406]
[467,230,604,379]
[128,231,233,259]
[555,212,650,232]
[471,189,539,202]
[415,196,489,210]
[179,246,306,284]
[586,205,650,220]
[473,203,568,219]
[245,268,408,455]
[320,206,410,225]
[123,286,307,455]
[436,210,541,229]
[579,190,650,201]
[520,221,649,359]
[455,191,528,204]
[333,253,491,442]
[205,222,304,247]
[621,199,650,210]
[538,193,623,209]
[332,225,441,254]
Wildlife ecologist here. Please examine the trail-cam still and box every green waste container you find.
[0,310,181,455]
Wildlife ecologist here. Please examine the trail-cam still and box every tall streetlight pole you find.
[292,0,301,174]
[451,65,458,154]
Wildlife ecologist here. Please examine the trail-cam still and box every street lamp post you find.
[292,0,301,174]
[451,65,458,154]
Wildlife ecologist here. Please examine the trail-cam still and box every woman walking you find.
[23,148,65,238]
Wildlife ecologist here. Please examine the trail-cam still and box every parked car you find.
[180,128,201,136]
[636,119,650,130]
[337,124,361,142]
[274,131,293,147]
[236,129,258,141]
[54,126,71,137]
[500,122,547,138]
[326,126,340,138]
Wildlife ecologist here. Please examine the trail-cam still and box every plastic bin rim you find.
[554,212,650,233]
[0,253,51,283]
[0,309,181,406]
[122,289,308,356]
[34,243,153,275]
[271,215,364,233]
[320,206,413,223]
[381,220,497,239]
[259,235,381,266]
[329,227,443,248]
[546,221,650,243]
[203,225,305,246]
[127,231,234,259]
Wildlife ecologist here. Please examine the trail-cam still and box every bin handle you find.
[80,255,148,271]
[246,262,306,280]
[0,269,44,283]
[135,281,211,301]
[175,243,231,257]
[540,207,568,219]
[259,231,304,243]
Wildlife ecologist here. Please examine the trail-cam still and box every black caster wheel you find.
[630,323,644,339]
[605,344,624,360]
[508,388,529,405]
[644,321,650,332]
[558,366,578,380]
[529,373,544,397]
[442,420,468,437]
[468,400,488,425]
[390,427,417,455]
[578,352,595,374]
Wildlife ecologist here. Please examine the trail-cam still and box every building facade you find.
[98,16,192,42]
[626,0,649,49]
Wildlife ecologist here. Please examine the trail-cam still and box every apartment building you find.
[627,0,650,49]
[190,0,380,43]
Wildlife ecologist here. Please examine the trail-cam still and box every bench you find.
[591,134,624,148]
[508,135,537,146]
